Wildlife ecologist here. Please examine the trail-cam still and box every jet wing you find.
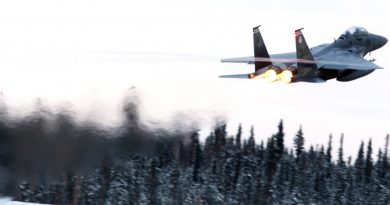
[221,56,268,64]
[221,56,313,64]
[317,53,383,70]
[221,55,382,70]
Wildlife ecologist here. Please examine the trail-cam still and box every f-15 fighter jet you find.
[220,26,387,83]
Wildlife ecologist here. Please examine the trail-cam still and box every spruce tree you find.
[203,132,215,167]
[337,134,345,167]
[191,132,202,183]
[334,135,347,205]
[294,126,304,162]
[235,124,242,151]
[265,137,277,178]
[325,134,333,180]
[214,123,227,157]
[106,170,130,205]
[246,126,256,155]
[355,141,365,185]
[78,169,104,205]
[170,164,182,204]
[364,139,373,184]
[344,157,355,205]
[326,135,333,164]
[275,120,285,161]
[381,134,389,179]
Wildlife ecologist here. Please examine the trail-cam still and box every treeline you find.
[0,98,169,195]
[13,121,390,205]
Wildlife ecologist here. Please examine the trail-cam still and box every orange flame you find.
[260,70,277,82]
[279,70,293,83]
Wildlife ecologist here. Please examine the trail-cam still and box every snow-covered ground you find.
[0,198,50,205]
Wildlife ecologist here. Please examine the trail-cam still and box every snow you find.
[0,198,50,205]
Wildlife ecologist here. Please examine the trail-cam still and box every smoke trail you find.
[0,92,197,195]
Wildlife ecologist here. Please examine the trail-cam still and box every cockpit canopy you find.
[341,26,369,37]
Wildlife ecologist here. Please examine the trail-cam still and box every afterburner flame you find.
[279,70,293,83]
[261,70,277,82]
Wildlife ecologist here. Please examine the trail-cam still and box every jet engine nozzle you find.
[277,67,298,83]
[260,69,278,82]
[277,70,292,83]
[287,67,298,75]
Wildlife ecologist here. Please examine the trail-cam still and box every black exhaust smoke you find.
[0,93,195,195]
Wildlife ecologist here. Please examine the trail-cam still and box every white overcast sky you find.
[0,0,389,157]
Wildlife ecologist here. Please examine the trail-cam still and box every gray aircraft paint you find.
[220,26,387,83]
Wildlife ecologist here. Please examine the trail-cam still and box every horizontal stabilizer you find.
[219,74,249,79]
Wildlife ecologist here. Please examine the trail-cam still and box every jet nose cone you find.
[375,35,387,49]
[381,36,388,46]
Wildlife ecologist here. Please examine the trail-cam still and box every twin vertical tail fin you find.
[252,27,316,72]
[253,26,271,71]
[295,28,316,68]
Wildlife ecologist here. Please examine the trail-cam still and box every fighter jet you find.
[220,26,387,83]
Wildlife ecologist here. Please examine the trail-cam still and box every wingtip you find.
[295,28,304,32]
